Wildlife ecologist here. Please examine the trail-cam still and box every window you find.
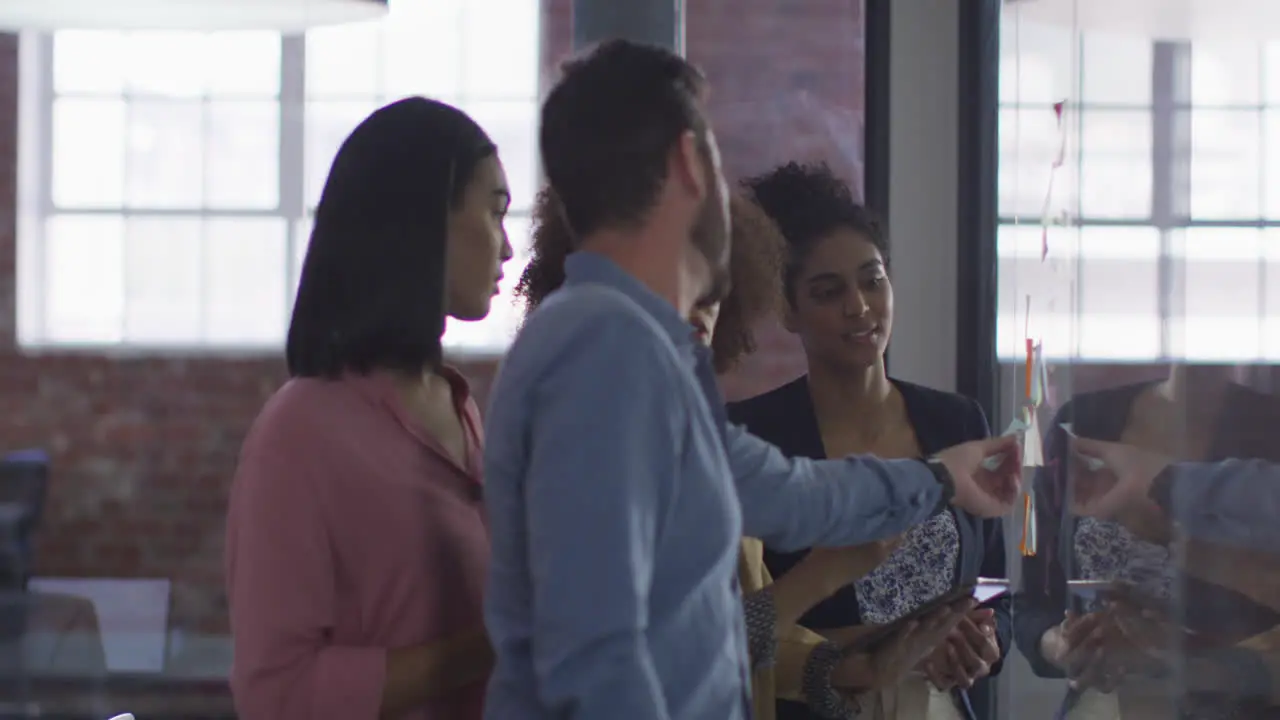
[998,13,1280,362]
[16,0,541,353]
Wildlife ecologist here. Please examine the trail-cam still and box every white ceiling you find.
[1005,0,1280,41]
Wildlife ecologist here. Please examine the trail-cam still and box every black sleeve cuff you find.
[803,641,860,719]
[743,589,778,670]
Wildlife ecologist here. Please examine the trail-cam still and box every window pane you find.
[292,218,313,300]
[305,20,383,98]
[123,32,207,98]
[1192,43,1263,107]
[52,99,126,208]
[44,215,125,343]
[382,0,463,98]
[996,223,1081,360]
[1265,41,1280,103]
[123,218,202,344]
[53,31,126,95]
[1076,227,1161,360]
[999,17,1075,105]
[125,101,205,209]
[998,106,1076,219]
[303,101,378,208]
[204,32,281,97]
[1081,32,1152,105]
[1263,111,1280,219]
[462,0,539,100]
[1190,109,1262,220]
[463,100,539,213]
[203,219,288,344]
[205,101,280,209]
[1080,110,1152,219]
[1262,229,1280,359]
[1169,229,1263,362]
[443,213,531,352]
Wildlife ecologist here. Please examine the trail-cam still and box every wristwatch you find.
[924,457,956,514]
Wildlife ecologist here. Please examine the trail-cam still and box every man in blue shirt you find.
[482,40,1023,720]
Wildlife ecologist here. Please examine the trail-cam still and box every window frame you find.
[16,22,538,358]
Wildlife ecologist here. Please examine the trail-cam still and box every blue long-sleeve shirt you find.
[1156,459,1280,555]
[482,252,946,720]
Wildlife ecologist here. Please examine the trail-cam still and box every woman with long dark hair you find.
[225,97,513,720]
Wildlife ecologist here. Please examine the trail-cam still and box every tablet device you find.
[1067,579,1111,604]
[974,577,1011,604]
[848,584,976,654]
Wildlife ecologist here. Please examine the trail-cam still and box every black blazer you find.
[727,376,1011,720]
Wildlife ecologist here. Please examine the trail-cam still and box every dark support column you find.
[955,0,1002,419]
[571,0,683,54]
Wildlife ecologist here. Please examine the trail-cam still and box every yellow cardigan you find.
[739,537,829,720]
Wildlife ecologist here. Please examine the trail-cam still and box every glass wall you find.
[1000,1,1280,718]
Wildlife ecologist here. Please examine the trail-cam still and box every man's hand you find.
[935,436,1023,518]
[1068,437,1174,543]
[919,608,998,690]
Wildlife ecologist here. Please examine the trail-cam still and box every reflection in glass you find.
[1076,227,1161,360]
[998,17,1076,105]
[1189,109,1262,220]
[1192,43,1263,107]
[1081,32,1153,106]
[43,215,125,343]
[52,99,127,209]
[202,219,288,344]
[1079,110,1153,219]
[124,101,205,209]
[998,107,1077,219]
[123,218,203,344]
[1169,229,1265,361]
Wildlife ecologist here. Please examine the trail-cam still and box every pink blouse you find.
[225,370,489,720]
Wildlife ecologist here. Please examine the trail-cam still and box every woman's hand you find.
[918,607,998,690]
[832,600,974,693]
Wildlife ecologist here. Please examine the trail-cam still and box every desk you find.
[0,673,235,720]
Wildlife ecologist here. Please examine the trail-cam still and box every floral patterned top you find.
[856,510,961,625]
[1073,516,1176,612]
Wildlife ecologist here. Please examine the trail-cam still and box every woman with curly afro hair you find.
[514,187,959,720]
[728,162,1011,720]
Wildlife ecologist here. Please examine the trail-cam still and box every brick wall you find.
[0,1,870,637]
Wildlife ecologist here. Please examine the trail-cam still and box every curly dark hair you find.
[742,161,888,307]
[515,188,784,373]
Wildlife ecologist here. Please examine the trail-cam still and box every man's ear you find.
[671,130,707,201]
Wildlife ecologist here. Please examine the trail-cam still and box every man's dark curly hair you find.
[515,188,785,373]
[742,161,888,307]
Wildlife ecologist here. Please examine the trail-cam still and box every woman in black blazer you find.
[728,162,1010,720]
